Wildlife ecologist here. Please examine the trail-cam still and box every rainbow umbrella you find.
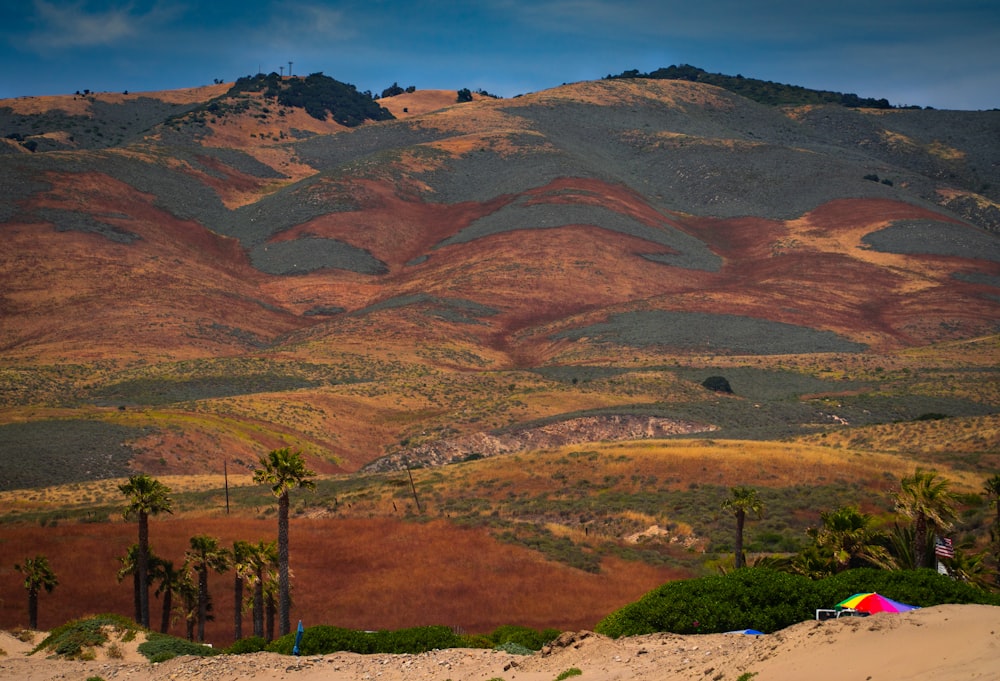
[835,592,918,614]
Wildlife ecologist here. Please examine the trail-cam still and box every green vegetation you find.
[267,624,463,655]
[32,613,140,659]
[138,631,219,662]
[556,669,583,680]
[14,555,58,630]
[595,567,1000,637]
[607,64,895,108]
[254,448,316,637]
[228,72,394,125]
[261,622,557,655]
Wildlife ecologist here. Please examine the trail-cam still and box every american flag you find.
[935,537,954,559]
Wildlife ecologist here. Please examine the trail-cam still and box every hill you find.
[0,69,998,643]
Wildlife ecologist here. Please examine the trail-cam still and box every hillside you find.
[1,70,998,642]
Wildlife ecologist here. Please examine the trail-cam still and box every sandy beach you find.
[2,604,998,681]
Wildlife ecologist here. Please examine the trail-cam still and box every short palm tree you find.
[231,540,255,641]
[116,543,143,622]
[810,505,895,573]
[247,540,278,639]
[119,473,173,628]
[186,534,230,642]
[893,468,956,569]
[14,555,58,629]
[151,557,183,635]
[984,474,1000,587]
[721,486,763,569]
[254,447,316,636]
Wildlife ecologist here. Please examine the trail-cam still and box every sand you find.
[2,604,998,681]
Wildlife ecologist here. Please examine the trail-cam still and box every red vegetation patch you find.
[0,517,678,644]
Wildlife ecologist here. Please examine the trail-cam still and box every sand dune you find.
[2,604,997,681]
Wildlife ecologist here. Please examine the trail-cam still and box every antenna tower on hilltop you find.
[289,61,293,77]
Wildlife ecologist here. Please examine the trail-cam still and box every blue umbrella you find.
[292,620,304,656]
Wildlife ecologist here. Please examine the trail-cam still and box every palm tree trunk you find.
[234,576,244,641]
[161,588,172,634]
[27,590,39,630]
[914,514,928,568]
[734,511,746,569]
[253,572,264,638]
[266,596,275,641]
[138,512,150,628]
[278,491,291,637]
[197,568,208,642]
[133,570,142,622]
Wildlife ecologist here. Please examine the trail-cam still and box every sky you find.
[2,0,998,110]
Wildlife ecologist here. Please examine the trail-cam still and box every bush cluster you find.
[595,567,1000,637]
[255,623,559,657]
[32,613,139,660]
[137,632,218,662]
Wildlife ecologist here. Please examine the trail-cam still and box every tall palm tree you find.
[119,473,173,628]
[231,540,255,641]
[721,486,763,569]
[253,447,316,636]
[14,555,58,629]
[809,505,895,573]
[186,534,230,642]
[893,468,956,569]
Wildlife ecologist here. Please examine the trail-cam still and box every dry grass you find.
[0,515,676,643]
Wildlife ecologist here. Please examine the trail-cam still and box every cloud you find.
[23,0,177,51]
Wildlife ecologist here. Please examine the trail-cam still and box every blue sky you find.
[2,1,998,110]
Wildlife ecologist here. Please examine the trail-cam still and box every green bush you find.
[267,624,464,655]
[32,614,141,660]
[226,636,268,654]
[486,624,560,650]
[596,568,1000,637]
[137,633,218,662]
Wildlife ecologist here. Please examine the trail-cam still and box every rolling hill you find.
[1,69,998,643]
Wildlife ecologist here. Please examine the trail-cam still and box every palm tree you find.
[151,557,183,635]
[809,505,895,573]
[941,544,994,590]
[186,534,230,642]
[984,473,1000,587]
[176,563,201,642]
[721,486,763,569]
[14,555,58,629]
[253,447,316,636]
[247,540,278,639]
[116,544,143,622]
[893,468,956,569]
[231,540,255,641]
[119,473,173,627]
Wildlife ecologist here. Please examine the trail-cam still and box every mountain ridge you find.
[1,70,998,483]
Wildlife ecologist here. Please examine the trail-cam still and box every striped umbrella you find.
[835,592,918,614]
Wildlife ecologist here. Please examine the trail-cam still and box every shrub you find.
[701,376,733,393]
[137,633,217,662]
[32,614,140,660]
[267,624,464,655]
[486,624,560,651]
[226,636,268,654]
[596,568,1000,638]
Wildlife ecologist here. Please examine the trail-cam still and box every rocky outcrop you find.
[362,414,716,472]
